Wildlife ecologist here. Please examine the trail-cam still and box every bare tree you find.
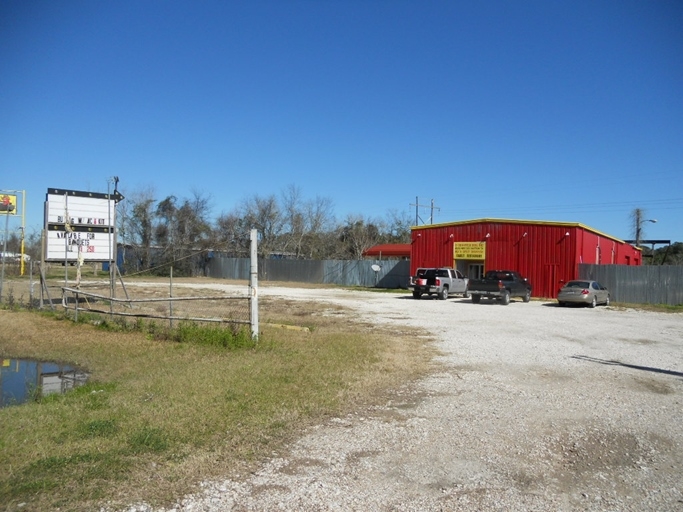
[176,191,213,274]
[119,188,156,271]
[336,214,382,260]
[241,194,282,258]
[384,209,413,244]
[21,228,42,262]
[280,185,336,259]
[154,195,178,268]
[280,185,306,258]
[117,185,414,268]
[214,211,250,256]
[302,195,335,259]
[152,192,213,275]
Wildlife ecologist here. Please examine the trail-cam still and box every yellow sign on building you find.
[0,194,17,215]
[454,241,486,260]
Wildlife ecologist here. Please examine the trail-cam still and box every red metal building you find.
[411,218,642,298]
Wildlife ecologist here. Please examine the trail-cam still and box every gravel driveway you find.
[133,284,683,512]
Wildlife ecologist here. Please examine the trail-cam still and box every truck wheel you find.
[471,294,481,304]
[412,291,422,299]
[463,289,470,299]
[439,287,449,300]
[523,290,531,303]
[500,291,510,305]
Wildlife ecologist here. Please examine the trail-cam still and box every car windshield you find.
[565,281,590,288]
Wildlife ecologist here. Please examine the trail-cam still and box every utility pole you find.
[632,208,657,247]
[410,197,440,226]
[430,199,440,225]
[410,196,421,225]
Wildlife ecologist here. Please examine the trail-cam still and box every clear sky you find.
[1,0,682,244]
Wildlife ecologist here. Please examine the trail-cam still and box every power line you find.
[440,198,683,218]
[410,197,440,225]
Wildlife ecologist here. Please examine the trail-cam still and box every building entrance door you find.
[468,264,484,280]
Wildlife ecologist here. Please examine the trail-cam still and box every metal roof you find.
[411,218,628,244]
[362,243,411,257]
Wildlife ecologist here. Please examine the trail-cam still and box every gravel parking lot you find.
[125,284,683,512]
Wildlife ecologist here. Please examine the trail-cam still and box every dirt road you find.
[119,283,682,512]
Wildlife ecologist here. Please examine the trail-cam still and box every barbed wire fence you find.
[1,230,261,339]
[60,229,260,337]
[60,280,251,329]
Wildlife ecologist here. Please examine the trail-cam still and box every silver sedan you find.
[557,280,610,308]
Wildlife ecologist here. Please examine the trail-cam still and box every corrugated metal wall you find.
[205,256,251,280]
[411,221,642,299]
[206,257,410,288]
[579,264,683,305]
[206,256,682,304]
[265,259,325,283]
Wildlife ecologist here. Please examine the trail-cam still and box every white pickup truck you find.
[408,268,470,300]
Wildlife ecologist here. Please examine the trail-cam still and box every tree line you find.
[4,195,681,276]
[114,185,412,276]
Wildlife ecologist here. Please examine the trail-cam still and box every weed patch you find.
[0,298,433,511]
[129,426,170,454]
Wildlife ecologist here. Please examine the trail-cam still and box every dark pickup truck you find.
[467,270,532,305]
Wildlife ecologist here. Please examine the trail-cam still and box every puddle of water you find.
[0,358,89,408]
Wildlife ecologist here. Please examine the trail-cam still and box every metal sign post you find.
[0,202,8,300]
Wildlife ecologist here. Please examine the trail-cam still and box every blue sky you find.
[1,0,682,244]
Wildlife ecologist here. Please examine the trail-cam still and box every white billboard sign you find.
[44,188,123,262]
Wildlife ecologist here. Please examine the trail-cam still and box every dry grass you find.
[0,280,436,512]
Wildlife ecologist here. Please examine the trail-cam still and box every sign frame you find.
[453,241,486,260]
[0,194,17,215]
[44,188,123,263]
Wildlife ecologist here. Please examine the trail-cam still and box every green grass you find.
[0,302,433,512]
[88,313,257,349]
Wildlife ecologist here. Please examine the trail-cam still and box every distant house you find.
[362,244,411,260]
